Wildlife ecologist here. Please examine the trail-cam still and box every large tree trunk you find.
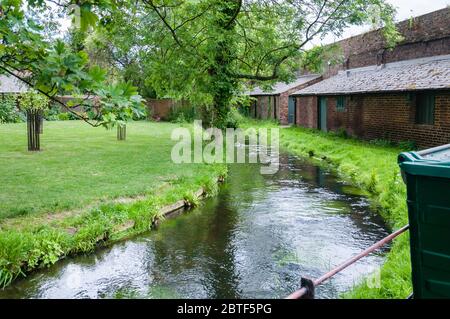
[26,109,42,151]
[203,0,240,129]
[206,60,235,129]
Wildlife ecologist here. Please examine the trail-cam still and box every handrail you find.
[286,224,410,299]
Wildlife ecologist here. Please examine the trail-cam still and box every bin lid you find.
[398,144,450,179]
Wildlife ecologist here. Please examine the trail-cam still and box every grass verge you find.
[243,119,412,298]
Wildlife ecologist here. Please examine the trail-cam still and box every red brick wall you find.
[296,92,450,148]
[253,96,278,120]
[325,8,450,77]
[278,78,323,124]
[325,96,364,136]
[361,93,450,148]
[250,77,322,124]
[297,96,318,128]
[147,99,174,120]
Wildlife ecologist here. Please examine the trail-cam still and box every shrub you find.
[68,112,80,120]
[397,140,416,151]
[370,139,417,151]
[43,107,60,121]
[173,112,186,123]
[333,128,349,139]
[57,113,70,121]
[133,106,148,120]
[168,103,196,123]
[0,94,25,123]
[225,107,244,128]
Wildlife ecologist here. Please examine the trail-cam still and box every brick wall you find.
[278,77,322,124]
[326,96,364,136]
[147,99,177,120]
[297,96,318,128]
[253,96,278,120]
[296,92,450,148]
[360,93,450,148]
[252,77,322,124]
[326,8,450,77]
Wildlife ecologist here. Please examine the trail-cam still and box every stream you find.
[0,149,389,299]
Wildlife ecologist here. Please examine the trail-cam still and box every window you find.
[336,96,346,112]
[415,93,435,125]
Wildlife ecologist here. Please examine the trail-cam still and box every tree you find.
[82,9,159,99]
[19,91,49,151]
[0,0,145,136]
[1,1,402,131]
[102,0,401,128]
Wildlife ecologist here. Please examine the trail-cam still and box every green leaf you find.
[89,66,107,83]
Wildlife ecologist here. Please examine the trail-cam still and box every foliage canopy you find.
[94,0,401,127]
[1,0,402,128]
[0,0,144,128]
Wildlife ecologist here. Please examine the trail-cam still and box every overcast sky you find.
[315,0,450,46]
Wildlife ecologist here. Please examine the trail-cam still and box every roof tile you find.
[248,74,321,96]
[294,55,450,95]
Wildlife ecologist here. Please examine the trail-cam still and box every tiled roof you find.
[248,74,321,96]
[0,75,29,93]
[293,55,450,96]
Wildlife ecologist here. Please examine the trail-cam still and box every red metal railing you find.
[286,224,410,299]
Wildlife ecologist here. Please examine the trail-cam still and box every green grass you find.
[0,120,221,219]
[243,119,412,298]
[0,120,227,287]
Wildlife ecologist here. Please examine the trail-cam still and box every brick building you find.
[248,74,321,125]
[292,8,450,148]
[325,8,450,77]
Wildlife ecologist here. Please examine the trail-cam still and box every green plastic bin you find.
[398,144,450,298]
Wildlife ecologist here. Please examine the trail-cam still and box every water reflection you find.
[0,152,389,299]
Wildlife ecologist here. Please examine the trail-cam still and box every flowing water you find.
[0,150,389,299]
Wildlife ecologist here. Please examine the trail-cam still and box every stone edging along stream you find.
[63,176,226,255]
[0,175,226,288]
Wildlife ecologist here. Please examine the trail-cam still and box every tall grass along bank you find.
[243,119,412,298]
[0,121,227,288]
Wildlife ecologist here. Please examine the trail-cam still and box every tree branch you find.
[234,0,347,82]
[224,0,243,29]
[143,0,183,47]
[0,62,103,127]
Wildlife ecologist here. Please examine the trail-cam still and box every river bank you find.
[0,167,227,288]
[0,121,227,288]
[247,120,411,298]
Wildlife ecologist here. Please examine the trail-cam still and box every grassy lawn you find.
[0,120,226,287]
[0,120,221,220]
[243,119,412,298]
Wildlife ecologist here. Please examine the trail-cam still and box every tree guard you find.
[39,113,43,134]
[117,124,126,141]
[26,109,42,151]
